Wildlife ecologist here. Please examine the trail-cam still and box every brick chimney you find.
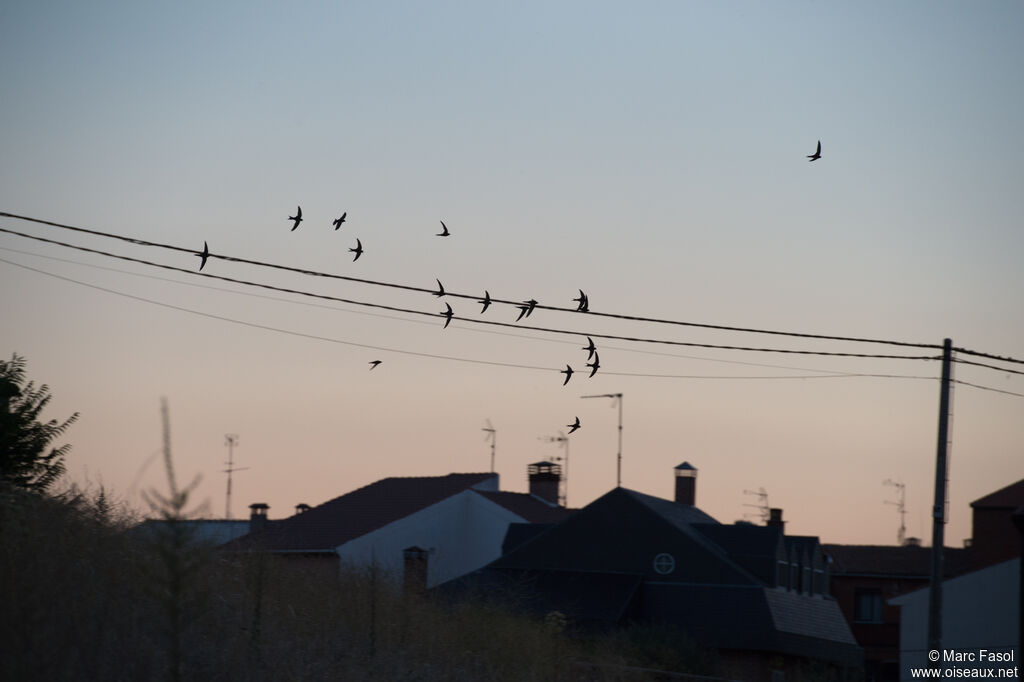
[295,503,311,515]
[403,546,429,594]
[767,508,785,532]
[674,462,697,505]
[528,461,561,506]
[249,502,269,533]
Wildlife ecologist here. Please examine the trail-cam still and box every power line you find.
[952,357,1024,378]
[0,255,946,384]
[0,226,943,361]
[952,379,1024,399]
[0,211,951,351]
[2,243,930,376]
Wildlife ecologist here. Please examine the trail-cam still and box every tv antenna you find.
[223,434,248,519]
[482,420,496,473]
[884,479,907,545]
[743,487,770,523]
[538,431,569,506]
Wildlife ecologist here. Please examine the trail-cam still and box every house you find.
[442,462,862,682]
[822,543,971,682]
[889,558,1019,680]
[823,474,1024,682]
[131,518,252,547]
[223,466,571,588]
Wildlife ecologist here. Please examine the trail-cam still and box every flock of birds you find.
[193,141,823,435]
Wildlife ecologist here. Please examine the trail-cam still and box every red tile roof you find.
[970,477,1024,509]
[226,472,497,552]
[823,544,972,577]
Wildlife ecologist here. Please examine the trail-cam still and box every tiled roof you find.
[225,472,497,552]
[822,544,972,577]
[473,490,573,524]
[970,477,1024,509]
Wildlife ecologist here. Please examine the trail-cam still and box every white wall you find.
[335,489,527,587]
[891,558,1019,680]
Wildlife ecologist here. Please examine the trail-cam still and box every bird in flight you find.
[349,238,363,262]
[437,220,450,237]
[196,241,209,271]
[333,212,347,229]
[289,206,303,231]
[582,336,597,360]
[478,290,492,314]
[516,299,538,321]
[586,352,600,378]
[573,289,589,313]
[441,302,454,329]
[567,416,581,434]
[433,279,446,297]
[560,364,574,386]
[807,140,822,162]
[368,360,382,370]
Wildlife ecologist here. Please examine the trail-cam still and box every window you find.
[652,553,675,575]
[854,588,883,623]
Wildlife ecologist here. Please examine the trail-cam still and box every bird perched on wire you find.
[478,290,492,314]
[516,299,538,321]
[349,238,363,262]
[368,360,382,370]
[567,417,581,434]
[441,302,454,329]
[436,220,450,237]
[560,365,574,386]
[807,140,821,162]
[333,212,347,229]
[288,206,303,231]
[573,289,589,313]
[196,241,209,271]
[586,352,600,378]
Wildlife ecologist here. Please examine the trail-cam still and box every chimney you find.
[403,546,429,595]
[767,508,785,532]
[674,462,697,505]
[528,461,561,506]
[295,503,311,515]
[249,502,269,533]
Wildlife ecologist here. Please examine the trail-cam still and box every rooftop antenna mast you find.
[884,479,908,546]
[482,420,496,473]
[581,392,623,487]
[743,487,770,523]
[538,431,569,507]
[223,434,248,519]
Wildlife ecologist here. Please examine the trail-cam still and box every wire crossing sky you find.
[1,2,1022,547]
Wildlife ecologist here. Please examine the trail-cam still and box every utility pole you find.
[581,393,623,487]
[223,434,247,519]
[927,338,954,665]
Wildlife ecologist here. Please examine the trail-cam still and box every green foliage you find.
[0,353,79,493]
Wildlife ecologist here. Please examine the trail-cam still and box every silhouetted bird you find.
[441,302,454,329]
[368,360,382,370]
[196,241,209,271]
[333,212,347,229]
[437,220,450,237]
[349,238,363,262]
[289,206,303,231]
[567,416,581,434]
[479,290,492,314]
[573,289,589,312]
[582,336,597,361]
[433,279,446,297]
[807,140,821,162]
[516,299,538,321]
[586,352,600,378]
[560,364,574,386]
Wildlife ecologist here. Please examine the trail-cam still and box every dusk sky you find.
[2,2,1022,547]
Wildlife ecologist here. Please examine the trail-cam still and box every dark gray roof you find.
[823,544,972,578]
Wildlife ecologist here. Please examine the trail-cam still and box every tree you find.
[0,353,79,493]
